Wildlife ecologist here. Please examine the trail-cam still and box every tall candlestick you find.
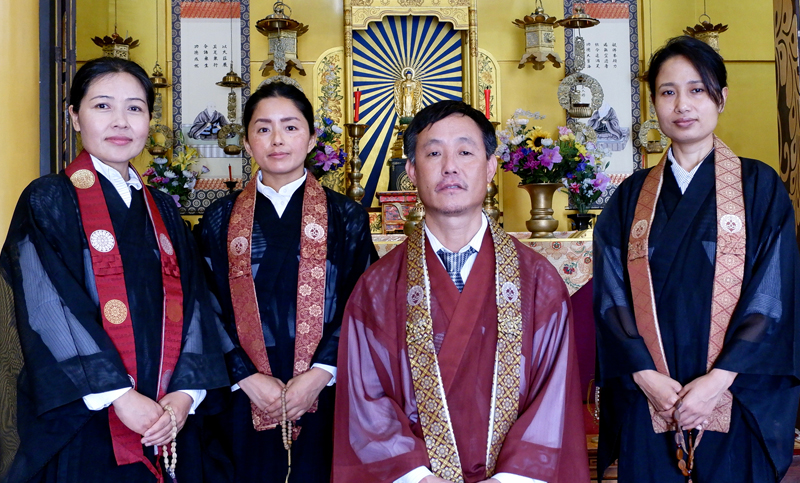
[354,89,362,123]
[484,89,491,120]
[345,123,369,202]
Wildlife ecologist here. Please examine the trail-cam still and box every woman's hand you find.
[266,368,332,421]
[633,369,683,423]
[238,373,285,413]
[111,389,164,436]
[140,391,193,447]
[675,368,737,430]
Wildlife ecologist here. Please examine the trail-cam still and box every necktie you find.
[437,247,476,292]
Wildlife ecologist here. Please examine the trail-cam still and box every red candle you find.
[354,89,362,123]
[228,164,232,181]
[484,89,491,120]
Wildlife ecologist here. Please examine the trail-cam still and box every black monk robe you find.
[0,173,230,483]
[594,152,800,483]
[197,181,377,483]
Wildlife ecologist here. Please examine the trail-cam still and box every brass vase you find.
[519,183,562,238]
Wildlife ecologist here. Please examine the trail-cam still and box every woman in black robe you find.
[0,57,229,483]
[594,36,800,483]
[197,81,377,483]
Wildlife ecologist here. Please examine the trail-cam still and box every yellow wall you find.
[0,0,40,245]
[4,0,782,238]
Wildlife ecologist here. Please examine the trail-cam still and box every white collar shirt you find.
[667,147,710,195]
[256,169,307,218]
[90,155,142,208]
[424,213,488,284]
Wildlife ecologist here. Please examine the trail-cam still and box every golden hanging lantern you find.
[149,62,170,89]
[216,69,247,89]
[556,5,599,30]
[684,15,728,53]
[256,2,308,77]
[91,32,139,60]
[513,1,562,70]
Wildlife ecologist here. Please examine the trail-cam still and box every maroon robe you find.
[333,230,589,483]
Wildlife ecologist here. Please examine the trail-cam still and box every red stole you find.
[227,174,327,431]
[65,150,184,481]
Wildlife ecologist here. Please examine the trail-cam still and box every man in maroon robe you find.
[333,101,589,483]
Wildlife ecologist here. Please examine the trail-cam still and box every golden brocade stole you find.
[66,150,184,482]
[405,215,523,481]
[627,135,744,433]
[227,174,327,431]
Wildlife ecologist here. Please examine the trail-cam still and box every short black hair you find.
[403,100,497,164]
[646,36,727,107]
[70,57,154,117]
[242,81,314,140]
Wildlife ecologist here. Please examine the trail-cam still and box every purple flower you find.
[539,146,562,169]
[592,172,611,192]
[171,194,181,207]
[201,165,210,174]
[558,126,573,137]
[576,161,586,172]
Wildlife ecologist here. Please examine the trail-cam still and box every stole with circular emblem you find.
[66,150,184,481]
[404,216,523,481]
[626,135,745,434]
[227,174,327,432]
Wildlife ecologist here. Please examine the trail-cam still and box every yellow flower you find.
[526,127,552,151]
[559,133,576,142]
[577,144,587,155]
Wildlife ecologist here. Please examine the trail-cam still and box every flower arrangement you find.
[496,110,569,184]
[309,116,347,178]
[559,127,611,213]
[143,145,208,206]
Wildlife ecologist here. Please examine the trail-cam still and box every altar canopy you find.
[353,15,463,206]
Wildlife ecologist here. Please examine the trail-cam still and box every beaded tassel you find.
[281,387,292,483]
[162,405,178,480]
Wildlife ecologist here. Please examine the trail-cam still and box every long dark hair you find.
[646,36,727,107]
[70,57,155,116]
[242,82,315,139]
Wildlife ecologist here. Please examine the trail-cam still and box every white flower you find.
[158,187,169,193]
[511,135,525,146]
[183,170,195,178]
[164,170,177,179]
[541,138,553,147]
[154,157,168,165]
[516,118,529,126]
[331,125,343,134]
[184,179,197,190]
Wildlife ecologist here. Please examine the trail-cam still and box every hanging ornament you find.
[91,0,139,59]
[256,2,308,77]
[513,0,562,71]
[684,14,728,53]
[557,36,603,119]
[638,103,669,154]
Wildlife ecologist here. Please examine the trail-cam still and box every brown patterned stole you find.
[405,216,523,481]
[227,174,328,431]
[627,135,744,433]
[65,150,184,481]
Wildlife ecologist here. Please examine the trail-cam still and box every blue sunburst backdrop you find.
[353,15,463,206]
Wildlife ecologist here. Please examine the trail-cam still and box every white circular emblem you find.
[631,220,648,239]
[90,230,115,253]
[501,282,519,303]
[159,233,174,256]
[720,214,743,234]
[304,222,325,242]
[407,286,424,306]
[230,236,249,256]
